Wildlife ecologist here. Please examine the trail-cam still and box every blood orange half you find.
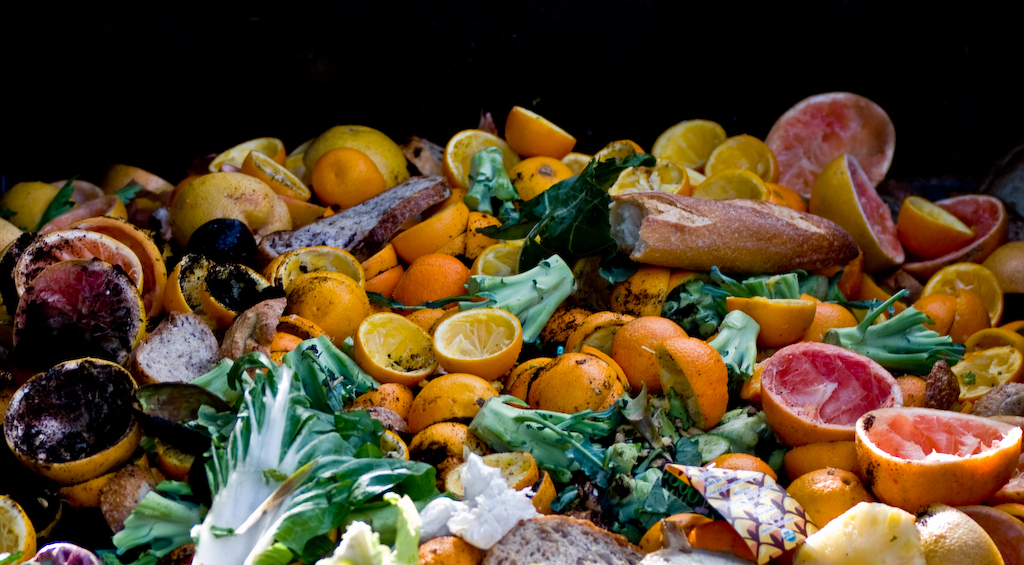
[765,92,895,197]
[760,341,902,447]
[902,194,1009,282]
[856,407,1022,512]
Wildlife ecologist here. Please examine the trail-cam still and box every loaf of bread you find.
[483,516,643,565]
[128,312,218,385]
[609,192,859,274]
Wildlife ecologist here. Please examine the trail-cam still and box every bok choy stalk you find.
[192,354,349,565]
[112,483,203,565]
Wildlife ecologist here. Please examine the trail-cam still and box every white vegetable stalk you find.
[192,366,305,565]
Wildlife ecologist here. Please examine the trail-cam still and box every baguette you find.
[609,192,859,274]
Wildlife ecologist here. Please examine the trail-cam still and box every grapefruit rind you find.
[855,407,1022,512]
[760,342,902,447]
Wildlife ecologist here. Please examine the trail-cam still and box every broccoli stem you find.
[460,254,577,342]
[823,289,964,373]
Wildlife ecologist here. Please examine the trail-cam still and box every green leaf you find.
[36,177,76,230]
[115,181,145,204]
[963,371,976,385]
[0,208,16,220]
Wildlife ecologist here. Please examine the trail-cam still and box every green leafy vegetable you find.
[708,310,761,394]
[479,153,655,271]
[464,147,518,215]
[112,486,204,565]
[823,289,965,373]
[0,208,16,220]
[469,395,621,485]
[661,280,721,339]
[962,371,976,385]
[36,178,76,230]
[457,254,577,343]
[114,181,145,204]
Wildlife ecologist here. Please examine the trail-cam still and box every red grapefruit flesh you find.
[902,194,1009,282]
[957,505,1024,565]
[13,259,145,367]
[760,341,902,447]
[14,229,145,298]
[856,407,1023,511]
[765,92,896,197]
[810,153,905,272]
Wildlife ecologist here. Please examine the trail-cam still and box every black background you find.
[3,1,1024,190]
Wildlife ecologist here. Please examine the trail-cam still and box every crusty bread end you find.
[483,515,643,565]
[129,312,219,385]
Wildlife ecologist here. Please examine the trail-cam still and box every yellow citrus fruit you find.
[725,296,817,348]
[0,218,22,252]
[0,495,36,564]
[951,345,1024,402]
[503,106,577,159]
[608,158,691,197]
[470,240,524,277]
[809,153,904,272]
[101,164,175,197]
[162,253,214,316]
[443,129,521,190]
[691,168,770,201]
[390,201,470,264]
[303,125,409,189]
[240,149,312,201]
[5,358,143,485]
[199,263,275,330]
[923,262,1005,326]
[507,156,574,201]
[169,171,291,248]
[965,327,1024,353]
[208,137,285,172]
[349,382,415,420]
[896,196,975,259]
[285,270,369,345]
[310,146,388,209]
[710,453,778,481]
[265,245,365,292]
[380,430,410,460]
[432,307,524,381]
[407,372,498,434]
[786,467,875,528]
[526,352,624,413]
[651,119,727,170]
[360,243,399,280]
[611,315,688,394]
[564,311,635,355]
[445,451,540,499]
[704,134,780,183]
[560,152,592,175]
[594,139,644,164]
[983,241,1024,294]
[418,536,484,565]
[915,503,1005,565]
[656,336,729,430]
[609,265,672,318]
[0,181,60,231]
[353,311,437,387]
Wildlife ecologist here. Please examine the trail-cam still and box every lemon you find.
[0,217,23,250]
[0,495,36,563]
[169,172,292,248]
[303,125,410,189]
[0,181,60,231]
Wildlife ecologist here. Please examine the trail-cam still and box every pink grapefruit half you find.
[760,341,902,447]
[765,91,895,197]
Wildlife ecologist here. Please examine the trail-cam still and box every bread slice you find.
[610,192,859,274]
[128,312,218,385]
[483,516,644,565]
[258,175,450,261]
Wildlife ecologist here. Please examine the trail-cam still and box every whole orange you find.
[611,316,688,393]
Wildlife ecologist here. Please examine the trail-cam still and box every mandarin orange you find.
[391,253,470,307]
[611,316,688,393]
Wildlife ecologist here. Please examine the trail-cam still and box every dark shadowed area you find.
[3,1,1024,189]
